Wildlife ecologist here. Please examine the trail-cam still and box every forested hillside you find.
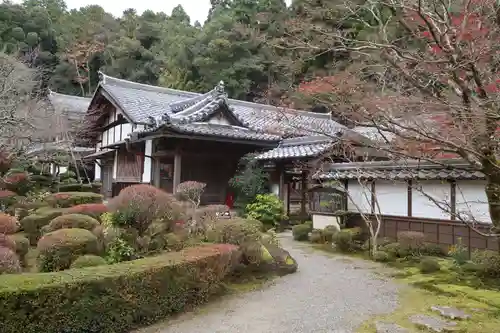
[0,0,347,111]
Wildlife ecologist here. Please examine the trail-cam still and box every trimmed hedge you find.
[46,192,103,208]
[44,214,100,233]
[70,254,107,268]
[0,244,240,333]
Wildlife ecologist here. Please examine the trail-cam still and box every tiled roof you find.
[317,160,484,180]
[255,136,335,160]
[163,122,281,142]
[48,91,91,114]
[96,73,350,139]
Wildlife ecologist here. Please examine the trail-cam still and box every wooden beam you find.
[173,151,182,194]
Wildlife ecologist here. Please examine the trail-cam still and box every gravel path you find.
[139,232,400,333]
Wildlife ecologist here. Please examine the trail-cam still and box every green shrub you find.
[292,223,311,241]
[206,218,261,245]
[0,246,21,274]
[0,190,17,208]
[71,255,107,268]
[44,214,100,233]
[105,237,137,264]
[245,194,286,230]
[0,244,240,333]
[20,211,65,245]
[420,243,447,257]
[36,228,100,272]
[309,229,323,243]
[58,183,93,192]
[46,192,103,208]
[373,250,390,262]
[397,231,425,255]
[471,250,500,278]
[381,242,405,258]
[322,225,339,243]
[448,237,469,265]
[107,185,183,235]
[164,232,185,251]
[419,257,441,274]
[332,228,363,252]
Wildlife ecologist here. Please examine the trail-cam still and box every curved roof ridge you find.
[98,71,199,98]
[48,90,92,101]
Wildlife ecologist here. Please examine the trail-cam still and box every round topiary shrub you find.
[3,171,32,196]
[0,246,21,274]
[206,218,261,245]
[0,234,16,251]
[107,184,184,235]
[292,223,312,241]
[0,190,17,208]
[0,212,19,234]
[21,211,65,245]
[419,257,441,274]
[70,254,107,268]
[36,228,100,272]
[373,250,390,262]
[7,233,29,266]
[44,214,100,233]
[309,229,323,243]
[66,203,108,220]
[322,225,339,243]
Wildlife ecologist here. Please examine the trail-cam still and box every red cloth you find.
[225,192,234,209]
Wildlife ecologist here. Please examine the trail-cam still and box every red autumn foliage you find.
[108,184,185,234]
[67,203,108,216]
[0,190,16,198]
[0,213,19,234]
[3,172,28,185]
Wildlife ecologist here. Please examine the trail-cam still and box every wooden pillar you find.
[153,158,161,188]
[450,180,457,220]
[300,170,307,216]
[286,182,291,214]
[278,163,285,202]
[173,151,182,193]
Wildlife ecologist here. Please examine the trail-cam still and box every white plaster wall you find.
[142,140,153,183]
[456,180,491,223]
[208,116,231,125]
[94,159,101,181]
[347,181,372,213]
[375,180,408,216]
[412,180,451,219]
[122,123,132,139]
[312,214,341,231]
[270,183,279,196]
